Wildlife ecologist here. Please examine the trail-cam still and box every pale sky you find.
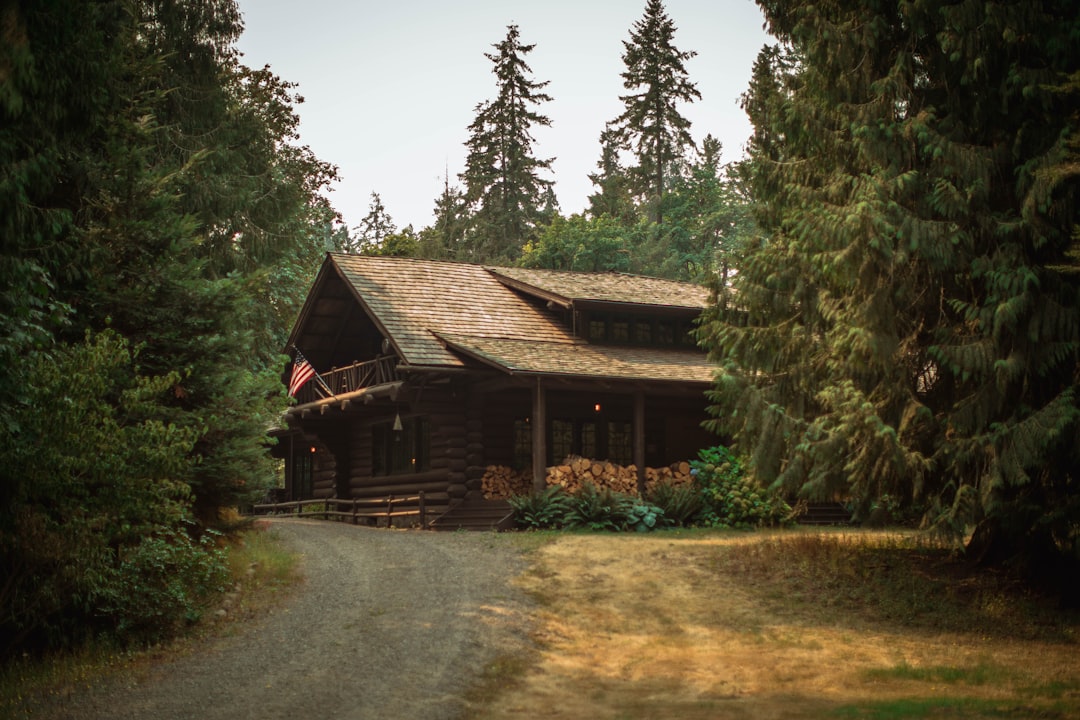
[234,0,772,232]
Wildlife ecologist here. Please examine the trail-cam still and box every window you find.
[580,422,597,458]
[513,419,532,470]
[634,320,652,344]
[607,421,633,465]
[584,313,694,348]
[292,450,313,500]
[551,419,575,462]
[372,416,430,476]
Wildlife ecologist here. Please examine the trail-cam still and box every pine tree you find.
[418,170,469,259]
[587,128,638,226]
[459,24,554,264]
[352,191,397,254]
[606,0,700,224]
[699,0,1080,578]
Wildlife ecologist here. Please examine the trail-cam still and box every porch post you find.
[634,390,646,496]
[287,433,295,501]
[532,377,547,493]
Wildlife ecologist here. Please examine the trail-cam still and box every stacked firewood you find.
[480,458,695,499]
[481,465,533,499]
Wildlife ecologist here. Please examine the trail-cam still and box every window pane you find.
[607,421,633,465]
[634,320,652,344]
[611,320,629,343]
[552,419,574,463]
[580,422,597,458]
[589,320,606,341]
[513,419,532,470]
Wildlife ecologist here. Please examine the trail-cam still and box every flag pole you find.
[291,345,335,398]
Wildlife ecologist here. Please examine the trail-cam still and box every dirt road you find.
[48,519,534,720]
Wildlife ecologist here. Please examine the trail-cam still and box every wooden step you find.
[429,500,515,532]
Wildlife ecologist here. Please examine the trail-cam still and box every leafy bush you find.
[691,445,791,528]
[508,486,572,529]
[563,482,635,531]
[510,482,676,533]
[95,528,228,640]
[624,501,670,532]
[0,332,226,653]
[647,481,704,526]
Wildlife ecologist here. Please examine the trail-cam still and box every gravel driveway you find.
[47,519,535,720]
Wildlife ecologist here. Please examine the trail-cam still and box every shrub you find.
[95,527,228,640]
[647,481,704,527]
[563,482,634,531]
[691,445,791,528]
[624,501,670,532]
[508,486,572,530]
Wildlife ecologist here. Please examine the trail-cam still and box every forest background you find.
[1,0,1078,657]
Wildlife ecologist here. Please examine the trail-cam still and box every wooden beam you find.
[532,377,547,493]
[634,390,646,495]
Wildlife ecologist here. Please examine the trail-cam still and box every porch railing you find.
[295,355,399,405]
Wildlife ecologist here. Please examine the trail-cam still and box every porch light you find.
[594,403,602,413]
[310,446,316,454]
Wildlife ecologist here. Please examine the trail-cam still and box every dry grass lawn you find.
[470,528,1080,720]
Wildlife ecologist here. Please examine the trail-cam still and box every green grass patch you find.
[865,660,1009,686]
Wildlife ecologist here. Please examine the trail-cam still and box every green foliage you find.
[691,446,791,529]
[95,528,228,640]
[562,483,634,532]
[0,332,224,651]
[0,0,337,651]
[509,483,670,532]
[646,480,703,527]
[519,214,631,272]
[606,0,700,222]
[699,0,1080,577]
[508,486,572,530]
[460,24,554,264]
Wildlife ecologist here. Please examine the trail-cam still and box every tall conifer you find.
[607,0,700,224]
[699,0,1080,573]
[460,24,554,263]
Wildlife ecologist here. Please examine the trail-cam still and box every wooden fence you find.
[251,493,427,528]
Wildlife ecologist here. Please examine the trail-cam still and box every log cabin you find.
[270,253,717,527]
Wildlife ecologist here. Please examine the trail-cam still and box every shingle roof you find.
[331,254,574,367]
[327,254,711,383]
[437,333,715,384]
[487,266,710,310]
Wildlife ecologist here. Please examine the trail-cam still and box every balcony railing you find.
[294,355,400,405]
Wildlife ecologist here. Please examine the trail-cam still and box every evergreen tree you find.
[1,0,340,649]
[352,191,397,254]
[699,0,1080,579]
[606,0,700,224]
[649,135,753,280]
[587,128,638,226]
[418,170,469,259]
[460,24,554,263]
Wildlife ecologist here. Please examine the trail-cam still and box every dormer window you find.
[585,312,695,347]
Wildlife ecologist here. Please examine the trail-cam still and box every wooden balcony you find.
[294,355,400,405]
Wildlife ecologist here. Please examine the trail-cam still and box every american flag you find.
[288,350,317,397]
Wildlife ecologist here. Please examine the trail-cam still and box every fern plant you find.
[647,480,704,527]
[508,486,571,530]
[563,482,634,531]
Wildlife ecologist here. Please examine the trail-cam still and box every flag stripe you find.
[288,352,317,397]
